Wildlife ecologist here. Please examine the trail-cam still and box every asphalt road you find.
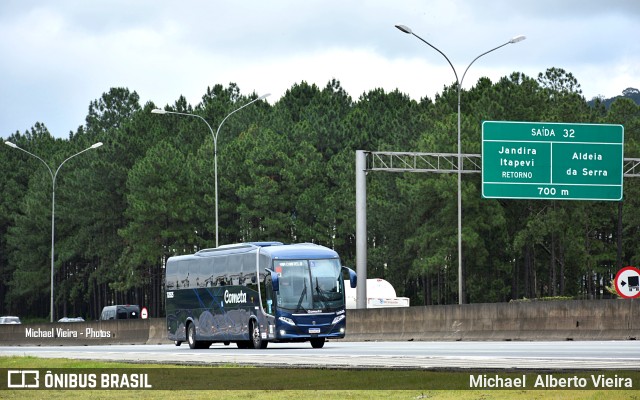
[1,340,639,370]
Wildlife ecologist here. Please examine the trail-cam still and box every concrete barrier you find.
[0,300,637,346]
[345,299,639,341]
[147,318,171,345]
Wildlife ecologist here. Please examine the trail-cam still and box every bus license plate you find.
[309,328,320,334]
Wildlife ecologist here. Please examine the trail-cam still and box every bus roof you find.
[260,243,339,260]
[168,242,339,262]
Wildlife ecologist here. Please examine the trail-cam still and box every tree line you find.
[1,68,639,321]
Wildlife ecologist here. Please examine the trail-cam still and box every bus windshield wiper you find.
[296,279,307,312]
[315,277,328,309]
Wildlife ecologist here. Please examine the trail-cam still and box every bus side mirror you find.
[267,269,280,292]
[343,267,357,288]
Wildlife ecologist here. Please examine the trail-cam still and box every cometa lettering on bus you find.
[224,290,247,304]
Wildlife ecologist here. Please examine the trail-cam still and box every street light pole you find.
[152,93,270,248]
[4,141,103,322]
[395,24,525,304]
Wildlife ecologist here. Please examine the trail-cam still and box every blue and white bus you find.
[165,242,357,349]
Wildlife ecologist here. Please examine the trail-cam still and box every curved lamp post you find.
[152,93,270,248]
[395,24,525,304]
[5,140,103,322]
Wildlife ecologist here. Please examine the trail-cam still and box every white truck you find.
[345,278,410,309]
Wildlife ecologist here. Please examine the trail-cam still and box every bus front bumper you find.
[273,314,346,340]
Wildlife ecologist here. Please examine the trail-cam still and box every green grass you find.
[0,356,637,399]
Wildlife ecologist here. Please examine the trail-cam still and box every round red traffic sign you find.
[614,266,640,299]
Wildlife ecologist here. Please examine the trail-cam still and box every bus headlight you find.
[331,315,345,325]
[279,316,295,326]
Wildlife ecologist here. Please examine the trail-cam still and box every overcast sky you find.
[1,0,638,139]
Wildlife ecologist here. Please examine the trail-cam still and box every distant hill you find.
[588,87,640,108]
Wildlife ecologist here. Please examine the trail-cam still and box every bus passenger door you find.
[261,272,276,315]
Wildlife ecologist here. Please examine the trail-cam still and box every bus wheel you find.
[310,338,325,349]
[250,321,268,349]
[187,323,198,349]
[236,341,250,349]
[174,340,182,347]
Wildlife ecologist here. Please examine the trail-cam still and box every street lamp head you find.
[395,24,413,34]
[151,109,167,114]
[91,142,103,149]
[257,93,271,101]
[4,141,18,148]
[509,35,526,44]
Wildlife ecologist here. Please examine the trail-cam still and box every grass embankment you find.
[0,356,636,399]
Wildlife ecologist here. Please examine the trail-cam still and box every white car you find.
[58,317,84,323]
[0,316,21,324]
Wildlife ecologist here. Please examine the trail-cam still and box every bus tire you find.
[174,340,182,347]
[187,322,198,349]
[310,338,325,348]
[250,320,268,349]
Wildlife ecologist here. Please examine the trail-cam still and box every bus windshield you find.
[275,259,344,312]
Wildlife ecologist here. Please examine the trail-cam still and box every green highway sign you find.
[482,121,624,201]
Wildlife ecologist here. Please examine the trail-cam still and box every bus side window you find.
[187,259,199,288]
[166,261,177,291]
[214,255,228,286]
[243,253,258,288]
[197,259,206,288]
[204,258,215,287]
[199,263,210,287]
[229,254,242,285]
[178,262,189,289]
